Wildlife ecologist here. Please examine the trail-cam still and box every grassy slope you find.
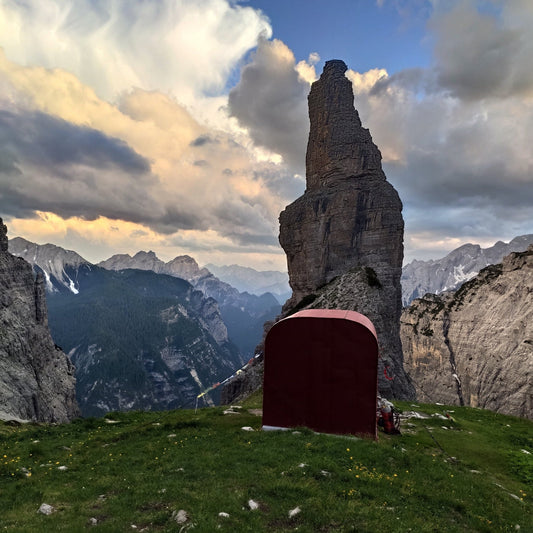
[1,397,531,532]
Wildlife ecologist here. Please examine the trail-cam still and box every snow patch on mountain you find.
[9,237,88,295]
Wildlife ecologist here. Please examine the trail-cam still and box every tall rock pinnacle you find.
[279,60,414,399]
[306,60,384,190]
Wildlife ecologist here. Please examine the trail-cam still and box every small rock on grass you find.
[248,499,259,510]
[288,506,301,518]
[172,509,188,524]
[38,503,54,515]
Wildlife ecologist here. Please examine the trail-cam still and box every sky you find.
[1,0,532,271]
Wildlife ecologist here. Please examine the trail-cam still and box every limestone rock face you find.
[279,60,412,399]
[401,246,533,419]
[0,219,79,422]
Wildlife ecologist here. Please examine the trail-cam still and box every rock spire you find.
[279,60,414,399]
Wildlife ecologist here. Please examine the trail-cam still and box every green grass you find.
[1,398,531,532]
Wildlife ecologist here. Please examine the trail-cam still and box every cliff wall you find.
[401,246,533,419]
[0,219,79,422]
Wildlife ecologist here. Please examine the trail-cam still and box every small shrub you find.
[364,267,382,288]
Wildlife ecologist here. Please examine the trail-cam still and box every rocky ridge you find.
[401,234,533,306]
[279,59,413,400]
[0,220,79,422]
[401,245,533,419]
[9,237,88,294]
[99,251,209,285]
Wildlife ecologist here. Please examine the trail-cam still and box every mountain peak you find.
[401,234,533,305]
[133,250,158,259]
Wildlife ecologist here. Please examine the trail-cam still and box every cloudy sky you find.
[1,0,532,270]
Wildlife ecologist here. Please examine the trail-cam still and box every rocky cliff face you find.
[401,234,533,306]
[279,60,413,400]
[401,246,533,419]
[0,220,79,422]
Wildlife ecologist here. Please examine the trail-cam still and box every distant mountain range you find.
[205,263,290,304]
[11,233,532,416]
[48,267,242,416]
[98,251,282,359]
[8,238,281,415]
[401,234,533,306]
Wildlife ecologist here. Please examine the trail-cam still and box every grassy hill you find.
[1,396,531,532]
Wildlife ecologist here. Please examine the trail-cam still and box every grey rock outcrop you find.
[0,220,79,422]
[401,234,533,306]
[279,60,413,399]
[401,246,533,419]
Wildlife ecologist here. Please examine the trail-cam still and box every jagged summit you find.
[306,59,384,190]
[401,234,533,306]
[9,237,89,294]
[223,60,414,401]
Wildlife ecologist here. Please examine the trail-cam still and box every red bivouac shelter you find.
[262,309,379,438]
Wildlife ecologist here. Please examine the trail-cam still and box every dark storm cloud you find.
[0,109,150,173]
[430,1,533,100]
[148,206,208,235]
[252,167,304,203]
[0,107,161,221]
[225,231,279,247]
[228,38,309,172]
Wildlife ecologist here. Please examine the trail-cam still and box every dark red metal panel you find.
[262,309,379,437]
